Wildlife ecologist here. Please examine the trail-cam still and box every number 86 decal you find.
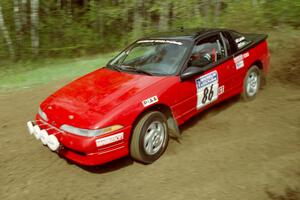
[195,70,219,109]
[202,84,214,104]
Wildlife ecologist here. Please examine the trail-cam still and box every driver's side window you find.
[190,34,226,68]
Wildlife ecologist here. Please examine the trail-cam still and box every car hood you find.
[41,68,167,129]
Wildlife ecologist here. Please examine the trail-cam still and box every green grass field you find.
[0,53,115,90]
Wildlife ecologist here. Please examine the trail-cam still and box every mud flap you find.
[167,117,181,138]
[260,71,267,89]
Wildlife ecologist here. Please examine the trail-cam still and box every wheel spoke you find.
[144,129,154,144]
[148,123,156,131]
[156,123,162,132]
[143,120,166,155]
[147,135,154,153]
[253,76,257,82]
[247,82,251,93]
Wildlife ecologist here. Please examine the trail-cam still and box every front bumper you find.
[26,116,131,166]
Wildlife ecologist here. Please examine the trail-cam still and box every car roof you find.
[145,28,230,41]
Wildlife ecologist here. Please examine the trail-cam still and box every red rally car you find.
[27,28,270,166]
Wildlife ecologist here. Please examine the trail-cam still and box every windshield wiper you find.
[121,66,153,76]
[107,63,122,72]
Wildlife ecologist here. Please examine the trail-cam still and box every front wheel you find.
[130,111,169,164]
[241,65,261,101]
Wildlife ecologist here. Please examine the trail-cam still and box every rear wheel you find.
[130,111,169,164]
[241,65,261,101]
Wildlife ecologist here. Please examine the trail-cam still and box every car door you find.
[173,32,236,124]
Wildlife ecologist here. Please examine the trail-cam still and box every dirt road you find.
[1,37,299,200]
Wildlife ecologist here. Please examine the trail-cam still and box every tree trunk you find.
[132,0,143,39]
[194,1,201,23]
[14,0,22,33]
[214,0,221,25]
[96,1,104,38]
[21,0,27,27]
[14,0,22,57]
[0,5,15,58]
[57,0,62,9]
[30,0,39,56]
[158,2,170,31]
[67,0,72,19]
[202,0,210,24]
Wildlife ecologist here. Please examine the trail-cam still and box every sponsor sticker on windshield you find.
[137,40,183,45]
[235,36,245,43]
[235,36,250,49]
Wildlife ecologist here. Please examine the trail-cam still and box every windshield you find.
[107,39,189,75]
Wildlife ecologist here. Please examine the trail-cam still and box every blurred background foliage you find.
[0,0,299,63]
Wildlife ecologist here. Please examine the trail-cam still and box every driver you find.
[190,43,216,67]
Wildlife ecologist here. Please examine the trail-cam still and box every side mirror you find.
[180,66,205,80]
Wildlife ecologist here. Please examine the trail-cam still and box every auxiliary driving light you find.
[40,130,49,145]
[27,121,34,135]
[33,125,41,140]
[47,135,60,151]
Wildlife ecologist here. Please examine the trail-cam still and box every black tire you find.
[241,65,261,101]
[130,111,169,164]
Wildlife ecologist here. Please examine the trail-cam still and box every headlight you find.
[38,107,48,121]
[60,124,123,137]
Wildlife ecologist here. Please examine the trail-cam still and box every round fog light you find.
[33,125,41,140]
[47,135,60,151]
[27,121,34,135]
[40,130,49,145]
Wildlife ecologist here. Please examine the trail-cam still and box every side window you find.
[190,34,226,68]
[230,31,251,50]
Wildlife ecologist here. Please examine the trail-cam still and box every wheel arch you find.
[130,103,180,143]
[251,60,263,70]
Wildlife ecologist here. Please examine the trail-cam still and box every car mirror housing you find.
[180,66,205,80]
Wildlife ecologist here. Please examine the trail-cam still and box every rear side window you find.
[230,31,251,50]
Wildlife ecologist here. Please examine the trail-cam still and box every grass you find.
[0,53,115,90]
